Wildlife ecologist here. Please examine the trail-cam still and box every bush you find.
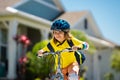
[25,40,55,79]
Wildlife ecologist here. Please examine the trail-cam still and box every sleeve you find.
[72,37,89,50]
[42,39,53,52]
[42,46,50,52]
[82,42,89,50]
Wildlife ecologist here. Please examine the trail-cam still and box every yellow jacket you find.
[42,37,84,68]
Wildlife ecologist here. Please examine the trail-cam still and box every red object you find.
[19,35,27,43]
[13,34,31,46]
[23,57,28,63]
[25,39,30,45]
[19,35,31,45]
[19,57,23,64]
[19,56,28,64]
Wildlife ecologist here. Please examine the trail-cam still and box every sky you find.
[60,0,120,45]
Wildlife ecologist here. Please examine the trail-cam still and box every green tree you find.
[71,29,96,54]
[110,49,120,80]
[104,72,114,80]
[111,49,120,72]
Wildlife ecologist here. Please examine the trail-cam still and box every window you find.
[0,28,8,62]
[84,19,88,29]
[98,54,102,61]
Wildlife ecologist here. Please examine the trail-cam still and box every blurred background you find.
[0,0,120,80]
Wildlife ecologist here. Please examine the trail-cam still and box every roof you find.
[0,0,21,13]
[14,0,63,21]
[57,11,88,26]
[87,35,116,48]
[0,0,64,21]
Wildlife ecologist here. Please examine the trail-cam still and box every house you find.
[0,0,119,80]
[57,11,118,80]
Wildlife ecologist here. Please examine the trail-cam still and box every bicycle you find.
[37,48,76,80]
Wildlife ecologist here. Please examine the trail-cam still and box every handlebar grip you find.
[77,48,81,50]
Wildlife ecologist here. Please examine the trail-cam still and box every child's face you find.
[53,30,65,42]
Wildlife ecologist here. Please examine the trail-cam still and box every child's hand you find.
[72,46,81,51]
[37,49,44,56]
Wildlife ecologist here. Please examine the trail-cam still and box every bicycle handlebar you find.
[37,47,81,57]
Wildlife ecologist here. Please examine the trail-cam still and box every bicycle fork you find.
[51,65,64,80]
[51,52,64,80]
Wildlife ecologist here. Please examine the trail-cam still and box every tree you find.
[71,29,96,54]
[110,49,120,79]
[104,72,114,80]
[111,49,120,72]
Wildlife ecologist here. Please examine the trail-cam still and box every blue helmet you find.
[51,19,70,31]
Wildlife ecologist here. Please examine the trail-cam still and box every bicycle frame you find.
[37,48,73,80]
[50,51,64,80]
